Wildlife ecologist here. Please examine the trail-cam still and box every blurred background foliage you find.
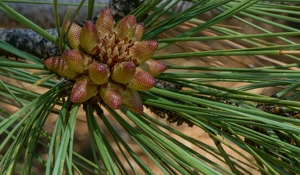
[1,0,300,174]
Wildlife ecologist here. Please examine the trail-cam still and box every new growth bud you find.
[44,8,166,114]
[70,77,98,103]
[80,21,100,55]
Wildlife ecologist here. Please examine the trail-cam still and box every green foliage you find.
[1,0,300,174]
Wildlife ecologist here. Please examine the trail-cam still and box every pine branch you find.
[0,28,59,58]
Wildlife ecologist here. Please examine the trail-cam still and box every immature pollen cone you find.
[44,8,167,114]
